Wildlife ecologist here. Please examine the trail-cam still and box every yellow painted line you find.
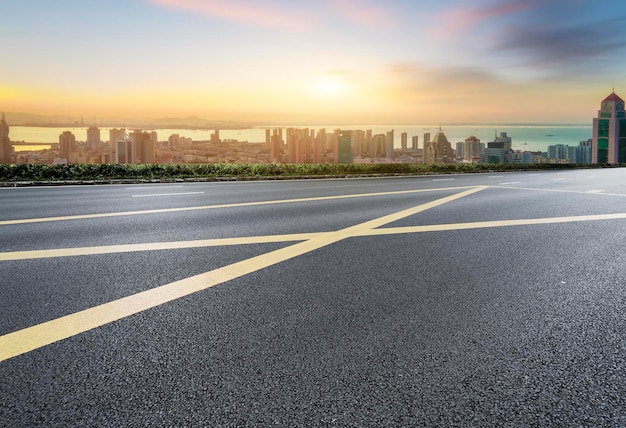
[340,186,487,233]
[0,186,485,362]
[0,233,323,261]
[0,186,475,226]
[355,212,626,236]
[4,189,626,263]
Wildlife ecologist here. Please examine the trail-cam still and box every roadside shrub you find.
[0,162,618,182]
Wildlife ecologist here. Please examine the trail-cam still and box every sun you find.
[314,77,347,97]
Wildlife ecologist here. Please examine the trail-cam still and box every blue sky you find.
[2,0,626,123]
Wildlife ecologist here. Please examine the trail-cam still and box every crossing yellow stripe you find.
[355,212,626,236]
[0,186,485,362]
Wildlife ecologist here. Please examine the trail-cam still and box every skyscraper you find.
[59,131,76,160]
[463,136,482,162]
[115,129,134,164]
[337,130,353,163]
[592,91,626,163]
[132,130,155,163]
[423,127,452,163]
[0,112,10,164]
[86,126,100,151]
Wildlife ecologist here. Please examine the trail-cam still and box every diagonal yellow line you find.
[0,186,475,226]
[0,186,486,362]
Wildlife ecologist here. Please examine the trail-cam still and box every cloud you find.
[382,62,511,106]
[429,0,626,78]
[329,0,394,28]
[146,0,395,30]
[494,18,626,72]
[145,0,311,30]
[432,0,536,37]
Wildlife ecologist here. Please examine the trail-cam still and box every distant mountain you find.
[151,116,212,127]
[5,112,266,129]
[6,112,83,125]
[148,116,265,129]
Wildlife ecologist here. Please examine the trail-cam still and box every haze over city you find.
[3,0,626,124]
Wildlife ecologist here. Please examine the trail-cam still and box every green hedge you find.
[0,162,612,182]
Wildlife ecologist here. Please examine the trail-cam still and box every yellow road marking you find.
[0,233,322,261]
[4,194,626,262]
[356,212,626,236]
[0,186,475,226]
[5,184,626,362]
[0,186,485,362]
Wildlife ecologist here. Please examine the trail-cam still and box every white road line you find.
[499,182,521,185]
[125,185,184,190]
[0,186,477,226]
[490,185,626,197]
[131,192,205,198]
[432,178,455,181]
[585,189,606,193]
[487,175,505,178]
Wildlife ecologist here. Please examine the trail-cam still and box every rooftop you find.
[603,92,624,103]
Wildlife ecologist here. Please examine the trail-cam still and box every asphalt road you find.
[2,169,626,426]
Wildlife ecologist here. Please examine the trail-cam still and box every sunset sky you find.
[2,0,626,124]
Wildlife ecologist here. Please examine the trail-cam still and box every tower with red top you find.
[592,91,626,163]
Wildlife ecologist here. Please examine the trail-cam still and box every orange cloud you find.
[146,0,310,30]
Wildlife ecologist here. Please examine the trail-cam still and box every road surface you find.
[1,169,626,426]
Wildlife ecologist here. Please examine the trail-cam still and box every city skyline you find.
[3,1,626,124]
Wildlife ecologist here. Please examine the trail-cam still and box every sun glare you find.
[315,77,347,97]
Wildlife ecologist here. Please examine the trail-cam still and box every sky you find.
[2,0,626,124]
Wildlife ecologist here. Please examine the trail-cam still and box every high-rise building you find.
[489,131,512,150]
[337,130,353,163]
[132,130,155,163]
[211,129,220,144]
[463,136,482,162]
[269,128,282,162]
[59,131,76,160]
[371,134,386,157]
[423,127,452,163]
[352,129,366,158]
[592,91,626,163]
[400,132,408,149]
[577,139,593,164]
[115,129,134,164]
[547,144,569,161]
[0,112,11,164]
[411,136,419,150]
[86,126,100,151]
[385,130,394,160]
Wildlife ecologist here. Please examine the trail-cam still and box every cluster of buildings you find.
[6,126,270,165]
[1,91,624,166]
